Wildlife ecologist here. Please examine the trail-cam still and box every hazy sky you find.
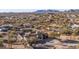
[0,0,79,12]
[0,9,37,12]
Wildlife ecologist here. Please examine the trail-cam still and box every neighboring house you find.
[23,23,32,28]
[0,24,13,32]
[71,24,79,29]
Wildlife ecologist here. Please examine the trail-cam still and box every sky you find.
[0,0,79,12]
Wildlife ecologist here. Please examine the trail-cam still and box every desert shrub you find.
[49,32,60,39]
[73,28,79,35]
[0,38,3,46]
[0,35,3,38]
[27,37,37,46]
[61,28,73,35]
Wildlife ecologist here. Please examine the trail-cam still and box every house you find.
[71,24,79,29]
[23,23,33,28]
[0,24,13,32]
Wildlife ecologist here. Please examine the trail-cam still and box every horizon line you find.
[0,9,78,12]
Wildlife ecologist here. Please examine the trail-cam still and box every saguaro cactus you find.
[8,30,16,49]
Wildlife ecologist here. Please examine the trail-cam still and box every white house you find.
[71,24,79,29]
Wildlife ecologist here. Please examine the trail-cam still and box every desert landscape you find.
[0,9,79,49]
